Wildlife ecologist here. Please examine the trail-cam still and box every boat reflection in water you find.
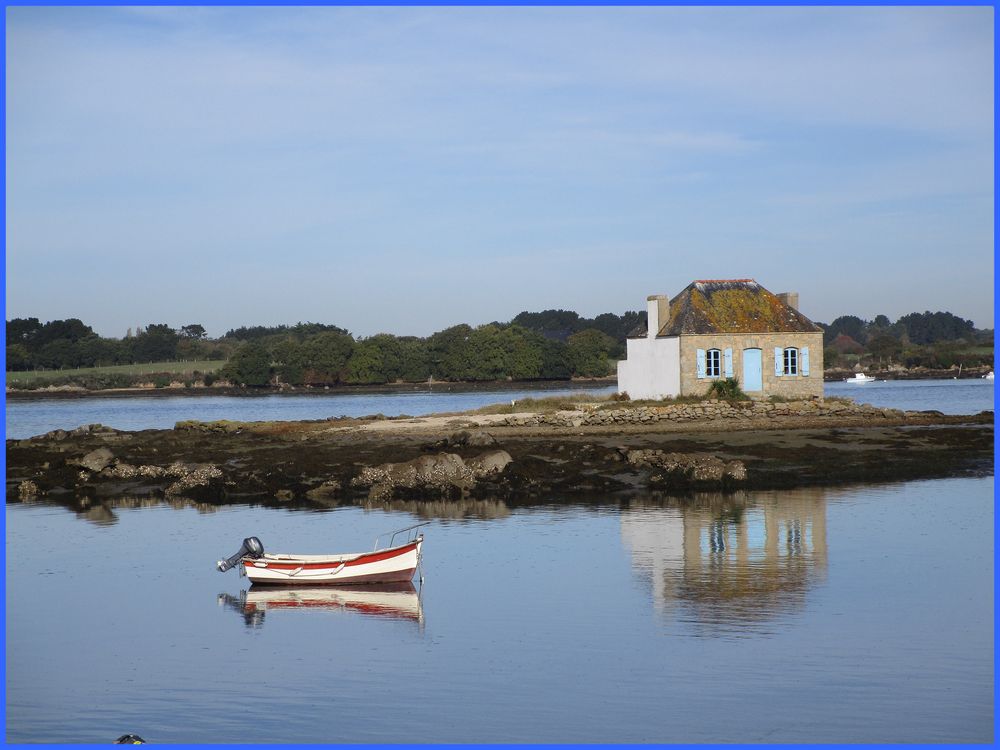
[621,487,834,632]
[218,582,424,630]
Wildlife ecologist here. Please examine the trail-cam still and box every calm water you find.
[4,378,993,439]
[6,477,993,743]
[825,377,994,415]
[4,382,617,439]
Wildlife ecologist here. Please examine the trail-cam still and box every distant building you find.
[616,279,824,400]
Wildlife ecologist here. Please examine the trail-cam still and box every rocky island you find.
[6,397,993,521]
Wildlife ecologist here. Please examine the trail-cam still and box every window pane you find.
[784,347,798,375]
[707,349,721,377]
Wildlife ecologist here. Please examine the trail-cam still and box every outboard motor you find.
[114,735,145,744]
[217,536,264,572]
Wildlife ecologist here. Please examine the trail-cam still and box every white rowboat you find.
[243,538,422,585]
[217,524,425,586]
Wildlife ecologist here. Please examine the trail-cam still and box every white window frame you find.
[783,347,799,376]
[706,348,722,378]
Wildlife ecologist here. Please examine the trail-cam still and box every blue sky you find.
[5,6,994,338]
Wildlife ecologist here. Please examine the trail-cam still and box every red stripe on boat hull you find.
[248,567,417,587]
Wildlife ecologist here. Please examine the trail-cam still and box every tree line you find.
[817,311,993,370]
[6,308,993,384]
[5,318,231,371]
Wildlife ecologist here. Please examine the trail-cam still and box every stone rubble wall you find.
[501,399,921,428]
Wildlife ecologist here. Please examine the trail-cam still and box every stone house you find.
[616,279,824,400]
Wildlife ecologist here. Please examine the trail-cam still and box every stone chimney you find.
[777,292,799,311]
[646,295,669,339]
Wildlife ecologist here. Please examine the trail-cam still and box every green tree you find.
[896,311,975,345]
[428,324,473,380]
[539,338,572,379]
[132,324,179,362]
[221,342,272,386]
[301,331,355,383]
[398,338,432,382]
[464,325,508,380]
[181,324,207,339]
[823,315,867,346]
[6,343,31,370]
[566,328,617,377]
[6,318,42,347]
[345,338,389,384]
[271,339,306,385]
[867,331,902,362]
[500,325,543,380]
[36,339,77,369]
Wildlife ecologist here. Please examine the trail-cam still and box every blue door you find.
[743,348,762,391]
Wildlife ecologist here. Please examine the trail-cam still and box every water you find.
[825,377,994,415]
[6,477,993,743]
[4,379,993,439]
[4,383,617,439]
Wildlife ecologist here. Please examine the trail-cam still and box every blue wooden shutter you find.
[696,348,706,379]
[774,347,784,376]
[724,348,733,378]
[801,347,810,376]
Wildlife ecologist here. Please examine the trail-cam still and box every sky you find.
[5,6,995,339]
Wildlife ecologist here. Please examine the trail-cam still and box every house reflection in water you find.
[621,488,833,629]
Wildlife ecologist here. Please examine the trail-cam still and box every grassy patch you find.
[452,392,725,416]
[462,396,600,415]
[6,360,226,386]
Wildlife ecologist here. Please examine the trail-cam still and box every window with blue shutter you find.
[774,347,784,376]
[696,349,706,379]
[783,347,799,375]
[801,347,810,376]
[706,349,721,377]
[724,348,733,378]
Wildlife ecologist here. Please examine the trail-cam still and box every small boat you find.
[217,523,426,586]
[983,371,994,380]
[845,373,876,383]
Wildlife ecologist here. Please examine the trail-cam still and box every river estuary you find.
[5,379,994,742]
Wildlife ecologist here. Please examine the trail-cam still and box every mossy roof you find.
[638,279,823,337]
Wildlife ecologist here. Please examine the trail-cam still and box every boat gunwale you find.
[243,538,421,570]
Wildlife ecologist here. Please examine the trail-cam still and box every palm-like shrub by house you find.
[706,377,748,401]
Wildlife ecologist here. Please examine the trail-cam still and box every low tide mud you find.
[6,405,993,521]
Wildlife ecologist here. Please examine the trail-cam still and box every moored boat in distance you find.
[983,371,994,380]
[217,524,426,586]
[845,373,877,383]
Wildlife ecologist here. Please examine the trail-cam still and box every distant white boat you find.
[845,373,876,383]
[983,371,994,380]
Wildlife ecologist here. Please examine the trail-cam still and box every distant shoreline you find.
[5,367,994,401]
[4,377,619,401]
[6,367,990,401]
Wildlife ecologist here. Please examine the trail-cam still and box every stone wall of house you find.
[500,398,912,428]
[677,332,824,400]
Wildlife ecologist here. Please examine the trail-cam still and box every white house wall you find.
[617,336,681,399]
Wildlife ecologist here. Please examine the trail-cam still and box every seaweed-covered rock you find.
[164,464,223,497]
[352,450,513,501]
[71,448,116,473]
[625,449,746,486]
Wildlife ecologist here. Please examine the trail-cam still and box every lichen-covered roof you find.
[652,279,822,336]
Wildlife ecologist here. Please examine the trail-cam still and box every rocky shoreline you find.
[6,399,993,521]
